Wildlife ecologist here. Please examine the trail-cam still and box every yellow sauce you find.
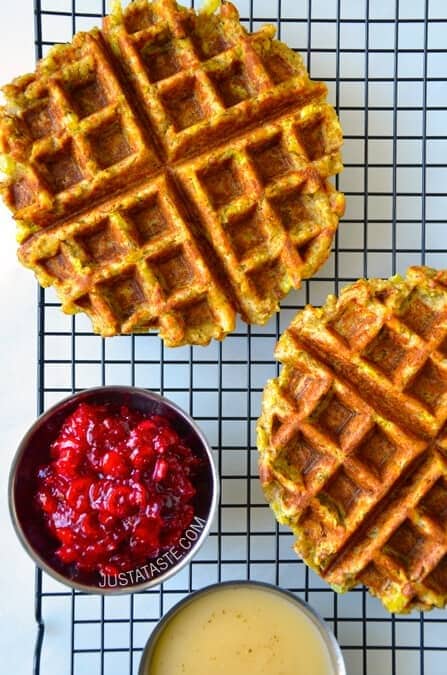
[147,585,336,675]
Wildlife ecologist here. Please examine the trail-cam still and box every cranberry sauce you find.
[35,403,200,575]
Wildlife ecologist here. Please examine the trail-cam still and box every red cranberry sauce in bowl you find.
[10,387,217,592]
[36,403,200,575]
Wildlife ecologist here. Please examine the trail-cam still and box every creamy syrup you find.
[147,585,336,675]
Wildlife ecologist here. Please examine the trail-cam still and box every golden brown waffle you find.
[258,266,447,613]
[0,0,344,346]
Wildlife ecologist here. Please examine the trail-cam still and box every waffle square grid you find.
[0,0,344,346]
[258,266,447,614]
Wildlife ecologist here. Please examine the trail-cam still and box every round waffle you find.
[0,0,344,346]
[258,266,447,613]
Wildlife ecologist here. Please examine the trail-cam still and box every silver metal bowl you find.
[138,580,346,674]
[9,386,219,594]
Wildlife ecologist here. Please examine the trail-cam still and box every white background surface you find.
[0,1,446,674]
[0,2,37,674]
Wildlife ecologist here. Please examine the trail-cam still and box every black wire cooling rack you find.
[32,1,447,674]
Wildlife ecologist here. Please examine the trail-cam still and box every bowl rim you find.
[137,579,347,675]
[8,385,219,594]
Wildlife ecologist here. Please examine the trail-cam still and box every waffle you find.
[258,266,447,613]
[0,0,344,346]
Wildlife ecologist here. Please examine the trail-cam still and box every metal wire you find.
[33,1,447,674]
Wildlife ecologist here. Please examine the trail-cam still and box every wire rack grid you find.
[32,0,447,674]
